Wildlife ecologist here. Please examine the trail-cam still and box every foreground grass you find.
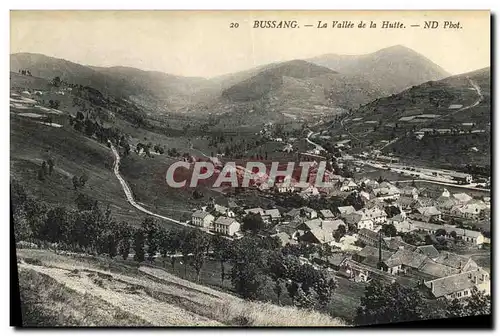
[16,249,349,327]
[18,268,150,327]
[216,300,347,327]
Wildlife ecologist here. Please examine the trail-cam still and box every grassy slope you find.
[16,249,348,327]
[10,116,145,226]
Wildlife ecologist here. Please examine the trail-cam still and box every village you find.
[188,166,491,302]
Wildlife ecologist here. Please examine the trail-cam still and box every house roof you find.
[424,269,488,298]
[264,209,281,218]
[299,228,335,244]
[338,205,356,215]
[272,232,297,246]
[417,206,442,217]
[410,220,443,232]
[245,207,264,215]
[320,209,335,218]
[418,260,460,279]
[453,193,473,203]
[192,210,213,220]
[214,204,229,213]
[215,216,238,226]
[414,245,440,259]
[434,252,472,270]
[325,253,348,267]
[384,249,429,269]
[359,228,381,241]
[301,218,323,231]
[383,237,416,251]
[357,246,394,260]
[398,196,419,209]
[322,219,345,232]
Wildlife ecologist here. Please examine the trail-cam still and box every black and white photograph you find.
[9,9,492,327]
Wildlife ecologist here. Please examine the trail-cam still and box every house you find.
[213,217,241,236]
[365,207,387,224]
[393,219,413,233]
[410,206,442,222]
[214,204,235,218]
[436,196,460,215]
[450,173,473,185]
[383,236,415,251]
[372,182,400,201]
[286,207,317,219]
[298,227,335,245]
[400,187,419,199]
[411,220,444,235]
[453,229,486,246]
[300,185,320,198]
[337,205,356,217]
[417,259,460,279]
[191,210,215,229]
[319,209,335,219]
[423,269,490,299]
[397,196,421,211]
[450,203,487,221]
[359,191,371,202]
[361,179,380,190]
[382,249,429,275]
[354,246,394,268]
[340,179,358,192]
[433,252,478,272]
[244,207,265,216]
[414,245,440,260]
[344,211,374,230]
[453,193,473,204]
[263,209,281,223]
[358,228,383,247]
[272,231,298,247]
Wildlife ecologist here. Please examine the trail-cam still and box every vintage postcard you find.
[10,10,491,327]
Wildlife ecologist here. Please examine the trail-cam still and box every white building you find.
[213,217,241,236]
[191,210,215,228]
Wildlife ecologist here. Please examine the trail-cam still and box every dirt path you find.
[18,261,225,326]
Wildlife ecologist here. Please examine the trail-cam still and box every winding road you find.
[109,142,188,226]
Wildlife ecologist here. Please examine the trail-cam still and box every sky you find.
[10,10,490,78]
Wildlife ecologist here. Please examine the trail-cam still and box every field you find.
[15,249,348,327]
[10,116,145,226]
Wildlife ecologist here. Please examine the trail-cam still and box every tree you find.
[41,207,73,244]
[241,213,265,234]
[161,229,181,270]
[42,161,49,176]
[179,228,193,277]
[75,193,97,211]
[72,176,79,190]
[355,280,426,325]
[142,217,159,261]
[47,158,54,175]
[79,174,88,188]
[230,237,265,299]
[212,234,233,285]
[435,228,447,237]
[118,222,132,260]
[189,230,211,282]
[51,76,61,87]
[381,224,397,238]
[133,228,146,262]
[333,224,347,241]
